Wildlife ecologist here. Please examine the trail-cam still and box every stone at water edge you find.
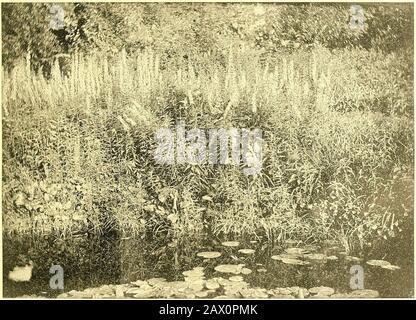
[8,263,33,282]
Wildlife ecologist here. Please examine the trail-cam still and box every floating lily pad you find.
[197,251,222,259]
[133,289,157,298]
[238,249,255,255]
[130,280,148,287]
[381,264,401,270]
[284,239,299,245]
[281,258,310,265]
[205,280,220,290]
[345,256,363,262]
[239,288,269,298]
[229,276,244,282]
[222,241,240,247]
[348,289,379,298]
[271,253,301,260]
[327,255,339,260]
[187,281,205,292]
[303,245,319,251]
[366,260,392,267]
[147,278,167,286]
[195,290,209,298]
[182,268,205,278]
[241,268,252,275]
[214,264,244,274]
[304,253,327,261]
[308,286,335,296]
[285,248,309,255]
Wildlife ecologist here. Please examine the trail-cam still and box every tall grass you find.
[2,45,413,252]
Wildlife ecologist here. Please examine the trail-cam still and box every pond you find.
[3,231,413,298]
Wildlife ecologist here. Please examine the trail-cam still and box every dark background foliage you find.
[2,2,413,71]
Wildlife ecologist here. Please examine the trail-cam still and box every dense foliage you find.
[2,3,413,69]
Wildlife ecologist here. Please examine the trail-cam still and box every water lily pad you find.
[133,289,157,298]
[309,286,335,296]
[327,255,339,260]
[214,264,244,274]
[187,281,205,292]
[366,260,392,267]
[238,249,255,255]
[284,239,299,245]
[345,256,363,262]
[241,268,252,275]
[182,268,205,278]
[331,293,352,298]
[271,253,301,260]
[239,288,269,298]
[115,286,125,297]
[270,294,295,299]
[195,290,209,298]
[130,280,148,287]
[205,280,220,290]
[229,276,244,282]
[147,278,167,286]
[197,251,222,259]
[304,253,327,261]
[285,248,309,255]
[303,245,319,251]
[72,213,85,221]
[281,258,310,265]
[348,289,379,298]
[222,241,240,247]
[381,264,401,270]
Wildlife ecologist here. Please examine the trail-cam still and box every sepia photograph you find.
[1,1,414,301]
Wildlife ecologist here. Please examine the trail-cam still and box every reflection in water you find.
[3,232,413,298]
